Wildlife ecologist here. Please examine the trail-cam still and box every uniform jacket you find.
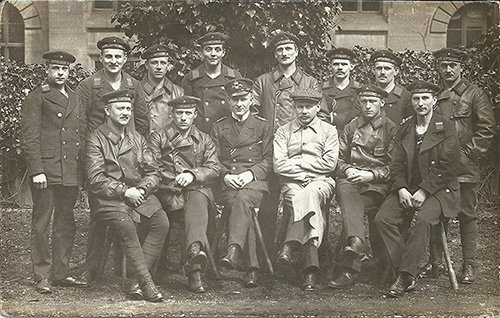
[383,84,413,125]
[337,114,397,196]
[210,113,273,193]
[321,79,361,131]
[181,64,241,133]
[21,82,85,186]
[390,113,460,217]
[253,67,328,131]
[436,78,496,183]
[76,69,140,133]
[86,122,161,218]
[135,76,184,137]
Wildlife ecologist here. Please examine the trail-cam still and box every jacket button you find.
[221,86,225,90]
[75,129,79,133]
[445,188,450,193]
[430,161,435,165]
[57,112,63,118]
[388,104,392,108]
[63,155,67,159]
[61,127,65,131]
[62,141,66,145]
[333,112,337,116]
[233,159,236,162]
[76,142,80,147]
[249,158,253,162]
[205,102,209,106]
[232,167,236,170]
[438,174,442,177]
[221,100,225,105]
[205,118,210,122]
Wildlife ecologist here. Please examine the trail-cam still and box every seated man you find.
[150,96,220,293]
[86,90,168,302]
[274,89,339,291]
[210,78,273,288]
[329,84,396,289]
[374,81,460,298]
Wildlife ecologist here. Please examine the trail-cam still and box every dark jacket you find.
[390,113,460,217]
[337,114,396,197]
[181,64,241,133]
[436,78,496,183]
[21,82,85,186]
[135,76,184,137]
[210,113,273,193]
[321,79,361,132]
[382,84,413,125]
[86,122,161,218]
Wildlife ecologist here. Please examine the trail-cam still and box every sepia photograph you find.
[1,0,499,317]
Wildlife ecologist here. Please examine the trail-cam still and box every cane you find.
[205,241,221,280]
[252,207,275,276]
[439,220,459,290]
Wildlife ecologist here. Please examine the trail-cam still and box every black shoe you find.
[188,270,206,293]
[278,242,295,267]
[141,281,163,302]
[52,276,89,288]
[302,271,316,292]
[35,278,52,294]
[187,250,208,269]
[387,272,416,298]
[418,262,445,279]
[244,268,259,288]
[126,279,143,300]
[328,271,359,289]
[221,244,242,270]
[460,263,475,284]
[343,236,364,258]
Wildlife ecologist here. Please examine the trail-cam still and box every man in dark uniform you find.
[322,47,361,132]
[274,89,339,291]
[427,48,496,284]
[328,84,396,289]
[181,32,241,134]
[370,50,413,125]
[210,78,273,287]
[150,96,220,293]
[374,81,460,298]
[86,90,167,302]
[21,51,88,293]
[135,44,184,137]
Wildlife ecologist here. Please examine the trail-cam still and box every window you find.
[447,3,494,48]
[340,0,381,12]
[93,1,122,10]
[1,3,25,63]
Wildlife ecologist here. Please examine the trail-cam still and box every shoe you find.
[343,236,364,258]
[277,242,295,268]
[126,278,143,300]
[418,262,445,279]
[188,270,206,293]
[221,244,242,270]
[141,281,163,302]
[187,242,208,270]
[52,276,89,288]
[302,271,316,292]
[328,271,359,289]
[460,263,475,284]
[244,268,259,288]
[35,278,52,294]
[387,272,416,298]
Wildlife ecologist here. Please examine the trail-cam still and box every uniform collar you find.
[165,123,201,143]
[272,66,303,85]
[358,113,385,129]
[98,120,130,145]
[141,75,175,95]
[231,110,250,123]
[292,116,320,133]
[439,77,469,96]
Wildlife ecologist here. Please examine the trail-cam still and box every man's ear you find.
[123,55,128,64]
[194,109,198,119]
[104,105,110,116]
[381,100,386,107]
[394,67,400,76]
[222,48,226,58]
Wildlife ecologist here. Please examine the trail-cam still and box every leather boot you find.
[387,272,416,298]
[328,270,359,289]
[187,241,207,269]
[126,277,143,300]
[188,270,205,293]
[302,269,316,292]
[343,236,364,258]
[278,242,295,268]
[141,279,163,302]
[460,263,475,284]
[35,278,52,294]
[244,268,259,288]
[221,244,242,270]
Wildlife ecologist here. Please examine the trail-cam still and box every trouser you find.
[30,184,78,282]
[135,209,170,271]
[220,188,265,269]
[183,191,210,274]
[335,183,384,272]
[374,194,442,277]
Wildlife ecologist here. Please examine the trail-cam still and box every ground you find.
[1,197,499,317]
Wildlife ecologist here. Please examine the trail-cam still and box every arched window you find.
[1,3,25,63]
[447,3,494,48]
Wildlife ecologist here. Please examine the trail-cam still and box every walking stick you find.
[439,220,459,290]
[205,241,221,280]
[252,207,275,276]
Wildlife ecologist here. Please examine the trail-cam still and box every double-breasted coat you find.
[382,84,413,125]
[321,79,361,132]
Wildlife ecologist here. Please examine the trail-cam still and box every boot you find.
[460,263,475,284]
[126,277,143,300]
[221,244,242,270]
[387,272,416,298]
[141,279,163,302]
[244,268,259,288]
[328,270,359,289]
[277,242,296,268]
[188,270,205,293]
[187,241,207,269]
[343,236,364,258]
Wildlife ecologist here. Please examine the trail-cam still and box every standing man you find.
[135,44,184,137]
[21,51,88,293]
[274,89,339,291]
[150,96,220,293]
[211,78,273,287]
[432,48,496,283]
[370,50,413,125]
[374,81,460,298]
[328,85,396,289]
[85,90,167,302]
[322,47,361,132]
[181,32,241,134]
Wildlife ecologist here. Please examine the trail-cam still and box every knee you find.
[154,210,170,233]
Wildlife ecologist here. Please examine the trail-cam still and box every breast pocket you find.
[453,101,472,143]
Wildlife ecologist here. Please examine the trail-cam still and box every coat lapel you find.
[419,113,445,154]
[234,116,256,147]
[45,89,69,108]
[64,86,77,119]
[401,117,416,173]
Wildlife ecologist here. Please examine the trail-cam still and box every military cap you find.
[225,78,253,97]
[100,89,134,104]
[268,31,299,48]
[370,50,402,67]
[142,44,169,59]
[356,84,389,99]
[433,48,466,63]
[42,51,76,65]
[97,36,130,52]
[196,32,228,46]
[290,89,323,103]
[327,47,356,61]
[167,96,201,109]
[407,80,440,95]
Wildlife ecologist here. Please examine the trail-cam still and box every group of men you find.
[20,30,495,301]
